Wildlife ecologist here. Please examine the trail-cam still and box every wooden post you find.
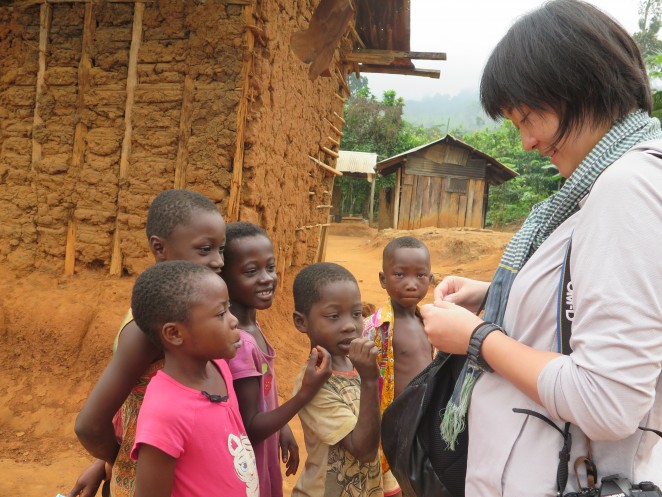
[368,174,376,227]
[173,74,194,188]
[31,2,52,171]
[227,3,257,221]
[393,168,401,229]
[110,1,144,276]
[315,224,329,262]
[65,1,95,276]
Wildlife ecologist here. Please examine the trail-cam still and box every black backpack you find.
[381,352,468,497]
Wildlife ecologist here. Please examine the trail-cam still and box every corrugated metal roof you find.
[337,151,378,175]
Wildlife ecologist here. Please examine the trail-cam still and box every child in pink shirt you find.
[129,261,258,497]
[224,222,332,497]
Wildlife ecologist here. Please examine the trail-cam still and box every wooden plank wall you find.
[397,174,486,229]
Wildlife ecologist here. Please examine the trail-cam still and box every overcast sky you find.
[365,0,642,100]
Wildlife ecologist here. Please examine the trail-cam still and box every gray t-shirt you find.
[466,143,662,496]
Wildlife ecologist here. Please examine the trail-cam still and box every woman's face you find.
[504,106,610,178]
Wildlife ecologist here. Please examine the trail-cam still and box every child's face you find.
[296,280,363,358]
[182,274,241,360]
[157,211,226,275]
[223,235,277,311]
[379,247,432,309]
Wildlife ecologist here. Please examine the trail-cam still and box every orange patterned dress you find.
[109,311,164,497]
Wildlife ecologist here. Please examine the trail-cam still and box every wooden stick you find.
[332,111,346,125]
[327,136,340,147]
[173,74,194,188]
[335,68,350,96]
[65,1,94,275]
[320,146,339,159]
[325,118,344,136]
[31,2,51,171]
[348,23,366,49]
[296,223,331,231]
[333,92,346,103]
[228,2,257,221]
[316,205,333,208]
[358,64,440,79]
[343,49,447,64]
[308,155,342,177]
[110,1,143,276]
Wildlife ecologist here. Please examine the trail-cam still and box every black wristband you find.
[466,322,503,373]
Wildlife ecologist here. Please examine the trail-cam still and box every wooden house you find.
[376,134,517,230]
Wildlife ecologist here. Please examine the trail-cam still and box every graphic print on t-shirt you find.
[228,433,259,497]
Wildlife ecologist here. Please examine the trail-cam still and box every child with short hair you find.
[363,236,434,497]
[72,189,227,497]
[291,262,383,497]
[223,221,332,497]
[130,260,257,497]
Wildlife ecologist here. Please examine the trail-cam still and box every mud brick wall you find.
[239,0,342,275]
[0,0,344,276]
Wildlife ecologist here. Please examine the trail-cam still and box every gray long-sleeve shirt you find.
[466,143,662,496]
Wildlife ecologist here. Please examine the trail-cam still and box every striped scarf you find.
[441,109,662,449]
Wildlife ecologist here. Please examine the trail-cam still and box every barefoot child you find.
[363,236,434,497]
[291,262,383,497]
[223,222,332,497]
[72,189,227,497]
[130,261,257,496]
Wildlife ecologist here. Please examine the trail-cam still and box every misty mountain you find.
[402,89,498,133]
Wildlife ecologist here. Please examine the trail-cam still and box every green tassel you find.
[440,370,478,450]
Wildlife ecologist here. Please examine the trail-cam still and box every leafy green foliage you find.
[456,121,559,227]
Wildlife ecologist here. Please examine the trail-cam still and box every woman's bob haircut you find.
[480,0,652,148]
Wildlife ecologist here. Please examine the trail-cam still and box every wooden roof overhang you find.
[344,0,446,79]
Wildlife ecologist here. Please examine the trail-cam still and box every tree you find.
[633,0,662,76]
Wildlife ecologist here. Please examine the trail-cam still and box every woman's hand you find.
[433,276,490,313]
[420,301,483,354]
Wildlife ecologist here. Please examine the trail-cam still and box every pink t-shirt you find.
[228,329,283,497]
[131,359,259,497]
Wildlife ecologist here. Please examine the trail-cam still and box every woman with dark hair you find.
[421,1,662,495]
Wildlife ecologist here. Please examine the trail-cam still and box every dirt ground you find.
[0,222,512,497]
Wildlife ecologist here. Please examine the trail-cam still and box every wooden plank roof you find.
[376,134,518,185]
[349,0,445,78]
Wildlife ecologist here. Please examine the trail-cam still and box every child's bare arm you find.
[134,444,175,497]
[75,321,161,462]
[65,459,106,497]
[234,346,331,444]
[340,337,380,463]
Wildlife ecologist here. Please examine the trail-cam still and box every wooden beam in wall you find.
[173,74,194,189]
[31,2,51,171]
[65,0,95,276]
[359,64,440,79]
[343,49,447,65]
[110,1,144,276]
[15,0,155,6]
[227,1,257,222]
